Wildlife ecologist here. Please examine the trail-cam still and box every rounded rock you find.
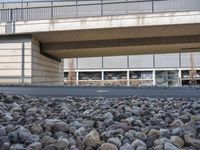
[101,143,118,150]
[84,129,101,148]
[170,136,184,148]
[56,138,69,150]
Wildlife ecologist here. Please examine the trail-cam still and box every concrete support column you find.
[178,69,182,87]
[153,70,156,86]
[127,70,130,86]
[76,71,79,86]
[101,71,104,86]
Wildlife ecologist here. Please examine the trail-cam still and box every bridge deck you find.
[0,0,200,22]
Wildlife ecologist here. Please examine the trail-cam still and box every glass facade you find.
[64,52,200,87]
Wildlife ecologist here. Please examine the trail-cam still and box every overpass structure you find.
[0,0,200,85]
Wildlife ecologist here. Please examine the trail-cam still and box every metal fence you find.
[0,0,200,22]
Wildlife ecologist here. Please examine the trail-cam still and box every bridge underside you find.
[38,24,200,58]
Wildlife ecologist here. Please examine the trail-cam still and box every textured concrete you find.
[0,36,63,85]
[31,38,64,85]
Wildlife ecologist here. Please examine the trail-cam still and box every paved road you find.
[0,86,200,98]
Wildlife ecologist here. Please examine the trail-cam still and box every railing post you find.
[101,0,103,16]
[152,0,154,13]
[51,1,53,19]
[10,9,13,22]
[126,0,128,15]
[76,0,78,17]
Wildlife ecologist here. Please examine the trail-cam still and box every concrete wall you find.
[0,36,32,84]
[31,38,64,85]
[0,36,63,85]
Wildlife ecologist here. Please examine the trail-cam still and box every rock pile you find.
[0,94,199,150]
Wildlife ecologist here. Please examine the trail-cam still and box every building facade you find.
[64,51,200,87]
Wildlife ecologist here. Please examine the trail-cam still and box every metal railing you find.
[0,0,200,22]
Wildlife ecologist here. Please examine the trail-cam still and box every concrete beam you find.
[41,35,200,58]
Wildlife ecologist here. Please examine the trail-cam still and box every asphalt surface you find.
[0,86,200,98]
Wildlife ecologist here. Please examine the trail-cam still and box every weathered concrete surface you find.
[0,36,63,85]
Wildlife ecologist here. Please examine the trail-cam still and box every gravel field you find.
[0,94,200,150]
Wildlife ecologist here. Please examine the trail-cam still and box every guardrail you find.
[0,0,200,22]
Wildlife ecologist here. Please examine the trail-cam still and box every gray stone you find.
[0,127,6,137]
[31,124,43,134]
[131,139,147,150]
[25,134,40,145]
[120,143,131,150]
[74,127,85,137]
[101,143,118,150]
[164,142,180,150]
[103,112,114,120]
[27,142,42,150]
[154,138,171,146]
[124,130,135,141]
[84,129,101,148]
[43,144,57,150]
[54,132,68,139]
[154,145,163,150]
[56,138,69,150]
[184,132,200,150]
[1,142,10,150]
[160,129,170,138]
[134,132,147,140]
[18,127,32,142]
[147,129,160,138]
[0,136,9,147]
[41,136,56,146]
[107,137,122,148]
[8,131,20,143]
[45,119,68,132]
[170,119,184,128]
[5,124,15,133]
[10,144,25,150]
[3,113,13,122]
[170,136,184,148]
[183,123,198,136]
[171,128,184,137]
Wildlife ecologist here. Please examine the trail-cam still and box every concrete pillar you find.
[0,36,64,85]
[178,69,182,87]
[31,38,64,85]
[76,71,79,86]
[101,71,104,86]
[0,36,32,84]
[153,70,156,86]
[127,70,130,86]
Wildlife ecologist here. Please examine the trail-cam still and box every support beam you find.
[41,35,200,58]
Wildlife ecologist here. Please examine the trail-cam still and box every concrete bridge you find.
[0,0,200,85]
